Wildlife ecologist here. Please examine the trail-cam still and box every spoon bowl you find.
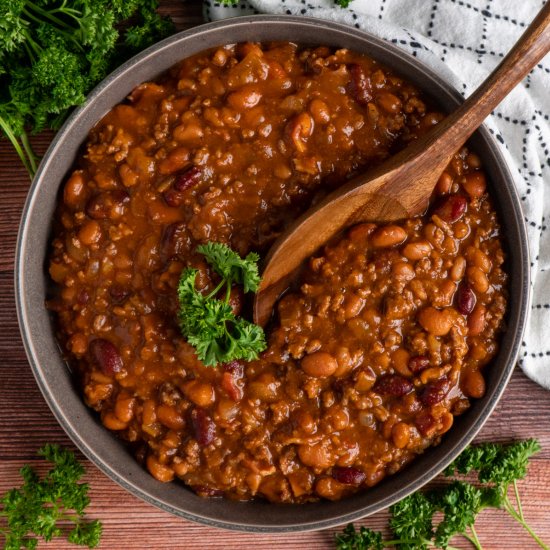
[254,2,550,327]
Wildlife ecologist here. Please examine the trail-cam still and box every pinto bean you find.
[287,112,314,153]
[64,171,88,208]
[86,190,129,220]
[462,369,486,398]
[377,92,402,114]
[462,171,486,198]
[227,87,262,110]
[418,307,453,336]
[301,351,338,377]
[391,422,411,449]
[391,348,411,377]
[78,220,102,245]
[467,266,490,294]
[450,256,467,281]
[114,394,136,423]
[468,304,487,336]
[298,442,334,469]
[184,380,215,408]
[371,225,407,248]
[146,455,175,482]
[157,404,185,430]
[309,99,330,124]
[342,293,365,319]
[436,171,453,195]
[402,240,431,260]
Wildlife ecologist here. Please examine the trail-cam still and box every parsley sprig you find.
[0,0,174,178]
[0,444,101,549]
[178,242,266,367]
[335,439,547,550]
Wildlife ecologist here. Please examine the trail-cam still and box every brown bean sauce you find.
[48,42,507,502]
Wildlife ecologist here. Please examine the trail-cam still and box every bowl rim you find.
[14,14,530,533]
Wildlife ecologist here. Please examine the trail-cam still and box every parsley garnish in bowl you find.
[177,242,267,367]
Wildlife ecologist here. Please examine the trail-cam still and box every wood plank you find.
[1,1,549,548]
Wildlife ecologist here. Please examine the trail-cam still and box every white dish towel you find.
[205,0,550,389]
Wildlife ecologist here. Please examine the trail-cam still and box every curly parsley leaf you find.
[178,244,266,367]
[0,444,102,549]
[335,524,384,550]
[0,0,175,178]
[197,241,261,293]
[445,439,541,485]
[432,481,484,548]
[335,439,547,550]
[389,490,434,550]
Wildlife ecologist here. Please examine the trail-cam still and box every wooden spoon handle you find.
[253,4,550,326]
[392,1,550,203]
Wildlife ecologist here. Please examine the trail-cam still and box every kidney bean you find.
[221,372,243,401]
[347,64,373,105]
[419,376,451,406]
[160,222,189,260]
[456,283,476,315]
[174,166,202,192]
[191,408,216,446]
[77,290,89,304]
[86,190,130,220]
[375,375,413,396]
[223,360,244,377]
[432,194,467,223]
[163,188,185,207]
[408,355,430,374]
[109,285,130,303]
[415,411,437,436]
[332,466,366,485]
[89,339,123,375]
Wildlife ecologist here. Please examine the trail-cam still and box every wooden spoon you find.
[254,2,550,327]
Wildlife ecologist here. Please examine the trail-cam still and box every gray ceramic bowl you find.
[15,15,529,532]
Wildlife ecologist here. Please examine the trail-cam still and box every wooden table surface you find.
[1,1,549,548]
